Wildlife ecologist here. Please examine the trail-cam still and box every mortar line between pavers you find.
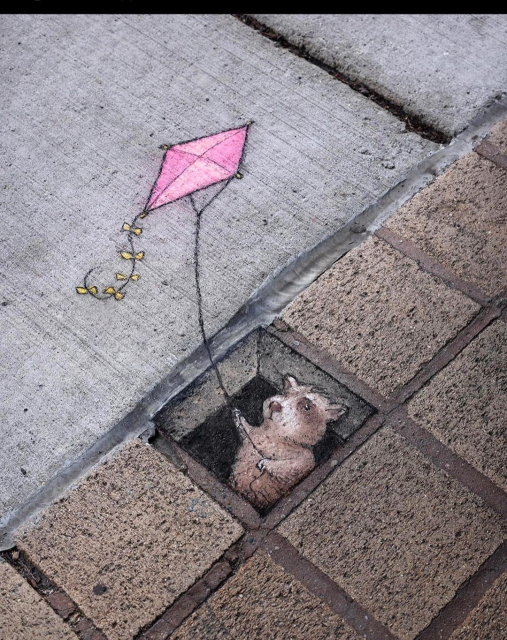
[3,96,507,552]
[375,227,493,306]
[476,139,507,170]
[389,306,501,406]
[232,14,449,144]
[267,317,507,518]
[259,531,398,640]
[137,531,266,640]
[388,408,507,520]
[267,321,390,412]
[0,547,107,640]
[415,540,507,640]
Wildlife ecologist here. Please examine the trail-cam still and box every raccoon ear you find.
[283,375,299,392]
[326,403,348,421]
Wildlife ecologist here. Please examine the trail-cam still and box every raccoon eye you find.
[303,399,312,411]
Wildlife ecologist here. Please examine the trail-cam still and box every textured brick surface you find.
[449,571,507,640]
[408,322,507,492]
[0,560,76,640]
[386,153,507,296]
[278,427,504,640]
[282,236,479,397]
[172,551,359,640]
[17,442,243,640]
[488,117,507,155]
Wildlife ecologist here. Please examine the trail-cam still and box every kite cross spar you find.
[76,122,253,411]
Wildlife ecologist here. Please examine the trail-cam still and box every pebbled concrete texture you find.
[278,427,504,640]
[0,14,437,521]
[282,236,480,397]
[449,571,507,640]
[408,321,507,492]
[171,551,359,640]
[386,152,507,296]
[0,559,76,640]
[251,14,507,137]
[487,115,507,154]
[16,441,243,640]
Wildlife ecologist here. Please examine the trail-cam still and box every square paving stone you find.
[0,560,76,640]
[385,152,507,296]
[488,117,507,155]
[278,427,504,640]
[449,571,507,640]
[408,321,507,492]
[16,441,243,640]
[282,236,479,397]
[156,330,374,512]
[171,550,359,640]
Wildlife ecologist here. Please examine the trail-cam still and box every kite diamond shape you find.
[77,122,251,301]
[147,125,248,210]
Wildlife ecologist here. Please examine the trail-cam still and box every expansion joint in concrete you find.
[233,14,450,145]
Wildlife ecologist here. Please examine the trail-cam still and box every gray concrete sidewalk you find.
[251,14,507,137]
[0,14,437,523]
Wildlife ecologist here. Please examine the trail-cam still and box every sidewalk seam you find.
[233,14,450,144]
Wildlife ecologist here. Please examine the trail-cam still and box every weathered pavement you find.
[1,14,507,640]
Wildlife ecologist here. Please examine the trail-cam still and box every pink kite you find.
[77,123,251,301]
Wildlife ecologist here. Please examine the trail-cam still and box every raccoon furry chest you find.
[230,376,347,509]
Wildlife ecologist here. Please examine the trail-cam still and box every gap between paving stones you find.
[416,541,507,640]
[0,547,107,640]
[233,14,450,145]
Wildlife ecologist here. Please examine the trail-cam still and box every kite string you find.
[190,193,233,410]
[190,193,268,465]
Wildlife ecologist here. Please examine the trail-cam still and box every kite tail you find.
[76,209,148,300]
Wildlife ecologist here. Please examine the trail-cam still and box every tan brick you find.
[408,321,507,491]
[386,152,507,296]
[17,441,243,640]
[278,427,504,640]
[282,236,479,397]
[449,571,507,640]
[488,117,507,155]
[0,560,76,640]
[172,551,359,640]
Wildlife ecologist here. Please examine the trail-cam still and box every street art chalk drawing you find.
[76,123,251,301]
[78,122,350,509]
[231,376,348,509]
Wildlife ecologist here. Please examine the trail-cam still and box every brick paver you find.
[385,152,507,296]
[488,117,507,155]
[0,560,76,640]
[171,551,359,640]
[16,442,243,640]
[449,572,507,640]
[282,236,479,397]
[278,427,504,640]
[408,321,507,492]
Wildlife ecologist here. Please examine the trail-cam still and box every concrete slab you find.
[278,427,504,640]
[251,14,507,137]
[0,560,76,640]
[16,441,243,640]
[282,236,480,397]
[171,551,360,640]
[386,152,507,296]
[0,14,437,522]
[408,321,507,492]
